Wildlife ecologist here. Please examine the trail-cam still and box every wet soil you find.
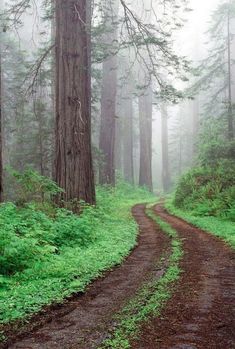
[2,204,170,349]
[132,204,235,349]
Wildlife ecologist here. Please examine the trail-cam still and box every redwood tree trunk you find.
[192,98,200,155]
[99,0,118,186]
[139,86,153,191]
[115,105,123,176]
[161,104,171,193]
[54,0,95,206]
[99,56,117,185]
[123,82,134,184]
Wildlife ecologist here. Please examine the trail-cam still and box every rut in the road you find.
[3,204,170,349]
[132,204,235,349]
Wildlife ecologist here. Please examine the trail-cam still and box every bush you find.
[0,202,96,275]
[174,160,235,219]
[0,179,154,326]
[8,168,64,203]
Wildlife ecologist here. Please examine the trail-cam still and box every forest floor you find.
[2,204,235,349]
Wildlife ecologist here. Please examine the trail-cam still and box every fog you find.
[0,0,234,197]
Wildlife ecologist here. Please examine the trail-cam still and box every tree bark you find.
[115,103,123,176]
[192,97,200,155]
[139,86,153,191]
[161,104,170,193]
[122,81,134,184]
[54,0,95,207]
[99,0,118,186]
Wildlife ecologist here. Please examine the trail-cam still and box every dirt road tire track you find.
[2,204,170,349]
[132,204,235,349]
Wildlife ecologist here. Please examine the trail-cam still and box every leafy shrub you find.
[0,180,154,326]
[8,168,64,203]
[174,160,235,219]
[199,140,235,166]
[0,202,95,275]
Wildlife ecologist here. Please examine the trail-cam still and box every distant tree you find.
[122,79,134,184]
[161,104,171,192]
[192,0,235,141]
[139,84,153,191]
[99,0,119,186]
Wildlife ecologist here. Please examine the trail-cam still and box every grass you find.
[165,198,235,250]
[0,182,155,339]
[99,205,183,349]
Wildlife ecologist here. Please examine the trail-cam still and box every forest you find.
[0,0,234,348]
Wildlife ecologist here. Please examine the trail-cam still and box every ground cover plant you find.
[166,199,235,249]
[170,158,235,249]
[99,205,183,349]
[174,160,235,220]
[0,177,155,339]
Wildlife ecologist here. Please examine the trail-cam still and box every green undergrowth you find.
[0,181,155,336]
[174,161,235,221]
[165,199,235,249]
[99,205,183,349]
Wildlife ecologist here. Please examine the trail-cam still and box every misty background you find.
[0,0,232,194]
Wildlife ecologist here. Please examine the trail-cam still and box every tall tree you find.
[115,98,123,176]
[192,0,235,141]
[192,97,200,155]
[99,0,118,186]
[161,104,171,192]
[139,85,153,191]
[120,71,134,184]
[122,94,134,184]
[54,0,95,206]
[227,5,234,139]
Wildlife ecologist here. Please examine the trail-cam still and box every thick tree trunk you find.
[139,86,153,191]
[99,0,118,186]
[54,0,95,207]
[161,104,170,193]
[123,82,134,184]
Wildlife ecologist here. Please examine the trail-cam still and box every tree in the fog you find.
[98,0,190,188]
[122,78,134,184]
[99,0,119,186]
[1,0,190,199]
[192,0,235,144]
[161,104,171,192]
[139,84,153,191]
[54,0,95,207]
